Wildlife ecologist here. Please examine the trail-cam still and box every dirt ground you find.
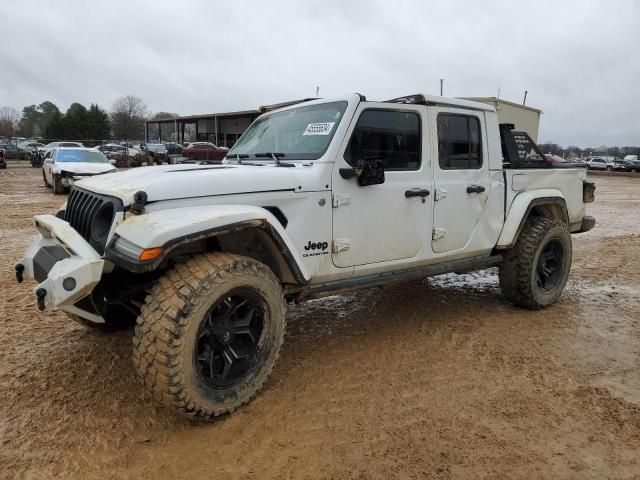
[1,167,639,480]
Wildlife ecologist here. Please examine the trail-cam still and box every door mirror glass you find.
[356,159,385,186]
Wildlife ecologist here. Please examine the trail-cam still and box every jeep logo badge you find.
[303,240,329,258]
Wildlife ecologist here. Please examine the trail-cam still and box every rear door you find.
[331,103,432,267]
[431,108,491,253]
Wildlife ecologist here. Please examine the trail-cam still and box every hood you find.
[75,162,326,205]
[59,162,117,175]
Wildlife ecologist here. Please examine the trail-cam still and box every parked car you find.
[97,143,142,167]
[39,141,85,156]
[622,155,640,172]
[97,143,124,154]
[614,159,633,171]
[182,142,229,161]
[525,154,580,168]
[0,143,21,159]
[164,142,183,155]
[586,157,614,171]
[14,142,44,160]
[145,143,169,163]
[42,147,116,194]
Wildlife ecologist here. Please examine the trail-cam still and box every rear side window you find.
[345,109,421,171]
[437,114,482,169]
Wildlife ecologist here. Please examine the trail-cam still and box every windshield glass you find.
[55,149,110,163]
[227,101,348,160]
[45,142,59,148]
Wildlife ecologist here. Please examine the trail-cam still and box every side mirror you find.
[339,159,385,186]
[357,159,385,186]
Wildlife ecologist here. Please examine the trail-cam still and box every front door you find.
[431,108,491,253]
[332,104,432,268]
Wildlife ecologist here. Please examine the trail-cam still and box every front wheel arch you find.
[107,222,307,287]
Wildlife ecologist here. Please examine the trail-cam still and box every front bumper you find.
[15,214,106,322]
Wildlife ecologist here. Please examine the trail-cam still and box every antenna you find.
[440,79,444,96]
[523,90,528,106]
[315,86,320,97]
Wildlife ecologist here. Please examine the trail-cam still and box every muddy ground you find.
[1,167,639,479]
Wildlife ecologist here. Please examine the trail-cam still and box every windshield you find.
[45,142,59,148]
[227,101,348,160]
[55,149,110,163]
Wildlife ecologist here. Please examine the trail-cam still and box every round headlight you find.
[91,203,115,241]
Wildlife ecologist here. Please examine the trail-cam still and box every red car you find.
[182,142,229,161]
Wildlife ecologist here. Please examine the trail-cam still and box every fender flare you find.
[105,204,309,283]
[496,190,568,249]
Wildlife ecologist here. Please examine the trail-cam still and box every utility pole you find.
[440,79,444,96]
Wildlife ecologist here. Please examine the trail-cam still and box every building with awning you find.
[145,98,315,147]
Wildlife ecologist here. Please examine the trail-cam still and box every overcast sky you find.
[2,0,639,146]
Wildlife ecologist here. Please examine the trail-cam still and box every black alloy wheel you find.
[536,239,565,292]
[194,289,265,389]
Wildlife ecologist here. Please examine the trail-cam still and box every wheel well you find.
[164,226,301,286]
[496,197,569,251]
[529,202,568,224]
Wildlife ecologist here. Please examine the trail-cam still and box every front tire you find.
[499,217,572,309]
[133,253,286,420]
[52,174,64,194]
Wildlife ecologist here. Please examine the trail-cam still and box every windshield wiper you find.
[254,152,294,167]
[226,153,249,163]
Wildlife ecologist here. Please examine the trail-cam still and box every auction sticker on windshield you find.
[303,122,335,136]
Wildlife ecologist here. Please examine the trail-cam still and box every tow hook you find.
[36,288,47,311]
[15,264,24,283]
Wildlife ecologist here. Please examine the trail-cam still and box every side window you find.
[437,114,482,170]
[344,109,420,171]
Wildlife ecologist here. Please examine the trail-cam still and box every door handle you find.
[405,188,430,198]
[466,185,486,194]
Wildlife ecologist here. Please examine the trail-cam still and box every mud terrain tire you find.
[499,217,572,309]
[133,253,286,420]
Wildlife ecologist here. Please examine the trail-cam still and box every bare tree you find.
[110,95,150,140]
[0,106,20,137]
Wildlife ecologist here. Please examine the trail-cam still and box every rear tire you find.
[133,253,286,420]
[499,217,572,309]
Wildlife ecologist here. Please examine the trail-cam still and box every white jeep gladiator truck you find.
[15,93,595,420]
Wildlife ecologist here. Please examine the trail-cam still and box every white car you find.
[586,157,614,171]
[42,147,117,194]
